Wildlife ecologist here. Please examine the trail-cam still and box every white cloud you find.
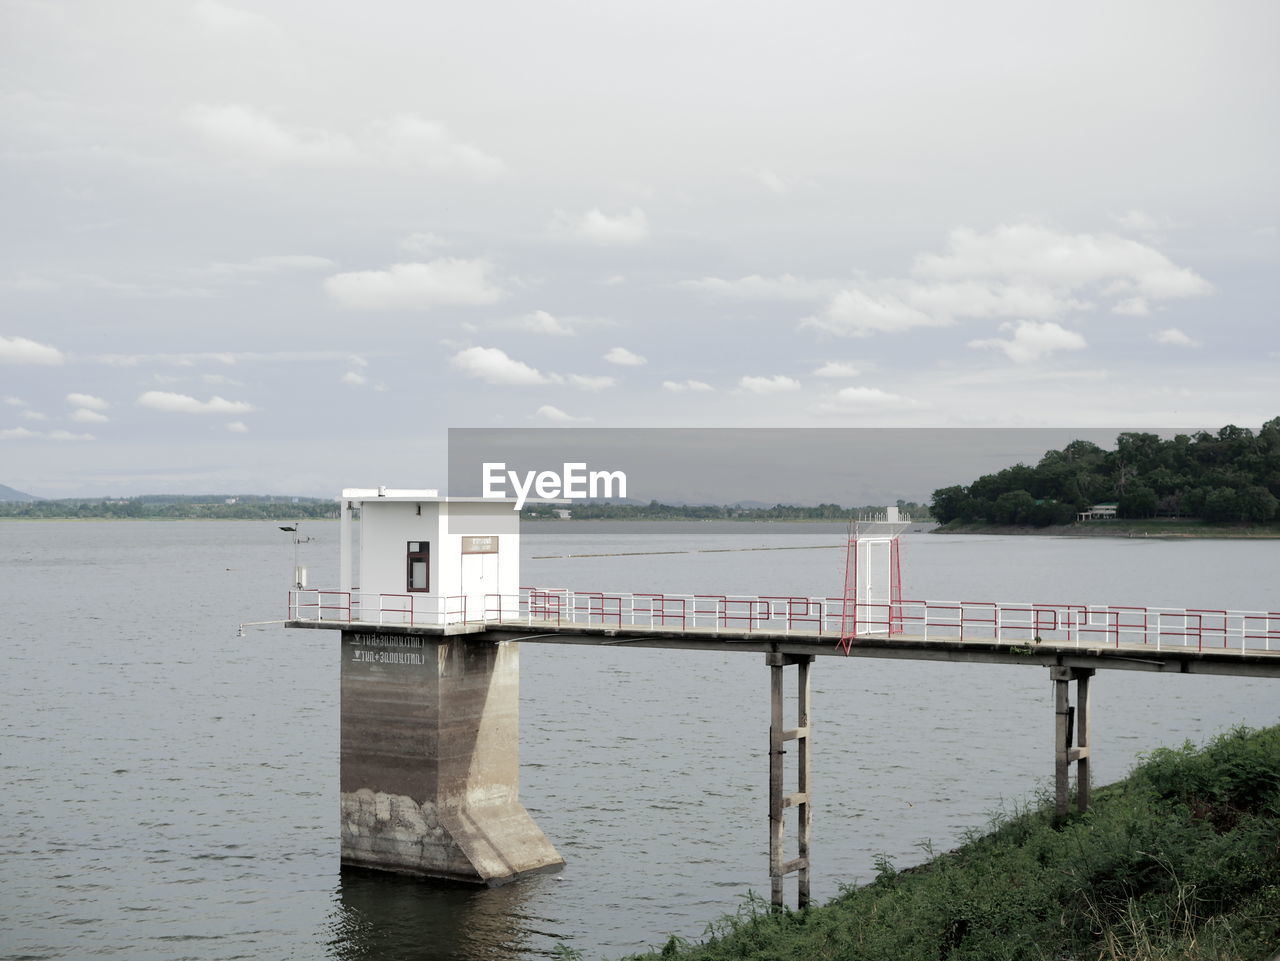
[66,393,108,410]
[0,427,38,439]
[70,408,109,423]
[817,386,922,412]
[32,429,94,442]
[801,289,947,338]
[325,258,503,310]
[136,391,255,414]
[1111,209,1173,234]
[1112,296,1150,316]
[401,232,450,255]
[968,321,1088,364]
[185,105,504,177]
[604,346,646,366]
[191,0,276,34]
[684,273,833,301]
[1153,328,1200,347]
[738,374,801,394]
[340,371,368,385]
[226,421,250,433]
[549,206,649,245]
[21,410,47,421]
[3,396,26,406]
[0,335,64,365]
[203,254,334,276]
[662,380,714,392]
[535,405,590,423]
[914,223,1211,303]
[746,167,787,194]
[812,361,861,378]
[515,310,576,336]
[201,373,244,386]
[450,347,549,386]
[562,374,616,391]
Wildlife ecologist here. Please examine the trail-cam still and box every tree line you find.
[523,500,932,521]
[0,495,339,520]
[930,418,1280,527]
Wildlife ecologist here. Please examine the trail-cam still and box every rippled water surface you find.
[2,521,1277,960]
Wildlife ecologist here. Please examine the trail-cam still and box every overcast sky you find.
[2,0,1277,497]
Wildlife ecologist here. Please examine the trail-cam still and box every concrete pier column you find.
[1051,666,1095,819]
[340,629,563,884]
[767,652,813,909]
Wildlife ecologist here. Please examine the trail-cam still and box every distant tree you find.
[1119,485,1158,518]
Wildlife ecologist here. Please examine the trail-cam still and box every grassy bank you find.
[608,727,1280,961]
[934,519,1280,539]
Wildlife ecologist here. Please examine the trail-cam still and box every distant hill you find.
[0,484,37,502]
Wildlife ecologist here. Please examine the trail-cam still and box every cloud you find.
[746,167,787,194]
[1,427,93,441]
[203,254,334,276]
[21,410,47,421]
[535,405,590,423]
[968,321,1087,364]
[1112,296,1150,316]
[66,393,108,410]
[816,386,923,412]
[738,374,801,394]
[340,371,368,385]
[563,374,616,391]
[914,223,1211,302]
[136,391,255,414]
[801,289,946,338]
[3,396,26,406]
[401,232,450,255]
[324,258,503,310]
[662,380,714,392]
[604,346,646,366]
[226,421,250,433]
[449,347,617,390]
[1111,209,1174,234]
[1153,328,1200,347]
[812,361,861,378]
[450,347,548,386]
[549,206,649,245]
[514,310,576,336]
[0,335,64,365]
[70,408,109,423]
[684,273,833,301]
[185,105,504,177]
[191,0,276,34]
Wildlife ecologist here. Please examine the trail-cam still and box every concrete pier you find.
[340,629,563,884]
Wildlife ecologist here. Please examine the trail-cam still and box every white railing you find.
[287,588,1280,655]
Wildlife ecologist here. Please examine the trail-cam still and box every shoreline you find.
[933,520,1280,539]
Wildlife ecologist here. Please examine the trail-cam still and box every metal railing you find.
[287,587,1280,654]
[287,590,471,627]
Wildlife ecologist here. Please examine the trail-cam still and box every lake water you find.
[2,521,1277,960]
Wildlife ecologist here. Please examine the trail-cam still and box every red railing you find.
[288,588,1280,656]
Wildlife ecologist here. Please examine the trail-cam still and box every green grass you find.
[603,727,1280,961]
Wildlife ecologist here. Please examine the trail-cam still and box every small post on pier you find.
[1051,666,1094,819]
[768,652,813,909]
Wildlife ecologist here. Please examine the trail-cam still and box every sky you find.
[1,0,1277,498]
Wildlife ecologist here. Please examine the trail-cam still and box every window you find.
[406,541,430,592]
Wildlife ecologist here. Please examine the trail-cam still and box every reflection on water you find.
[328,868,554,961]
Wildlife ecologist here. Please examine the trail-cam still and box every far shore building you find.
[1077,502,1119,521]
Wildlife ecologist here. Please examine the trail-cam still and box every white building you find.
[338,488,520,624]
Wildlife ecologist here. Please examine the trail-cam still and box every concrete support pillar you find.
[340,630,563,884]
[1051,666,1094,819]
[768,652,813,909]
